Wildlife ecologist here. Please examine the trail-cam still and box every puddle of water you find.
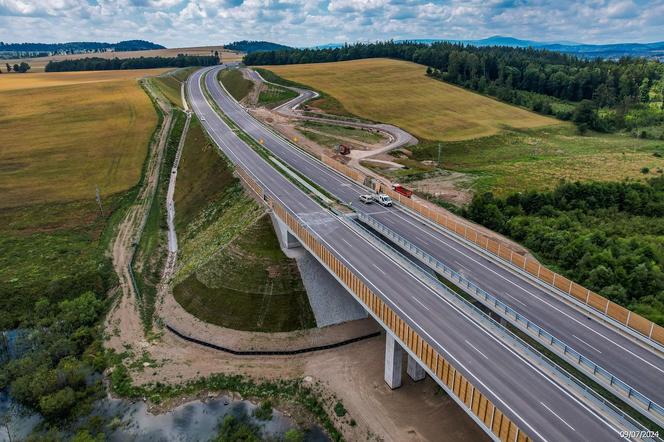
[1,391,329,442]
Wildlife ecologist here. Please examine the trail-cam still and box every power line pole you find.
[95,185,104,217]
[437,143,442,167]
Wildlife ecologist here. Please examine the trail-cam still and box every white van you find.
[374,193,393,207]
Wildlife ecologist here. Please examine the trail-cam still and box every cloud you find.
[0,0,662,47]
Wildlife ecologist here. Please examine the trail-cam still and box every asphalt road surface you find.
[187,66,636,441]
[204,65,664,411]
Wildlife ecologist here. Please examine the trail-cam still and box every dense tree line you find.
[44,54,219,72]
[225,40,292,53]
[463,175,664,325]
[0,39,164,53]
[245,41,664,133]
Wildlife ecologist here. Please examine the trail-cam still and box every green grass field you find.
[257,83,298,108]
[299,121,384,145]
[0,70,160,328]
[172,119,315,332]
[218,68,254,102]
[413,125,664,195]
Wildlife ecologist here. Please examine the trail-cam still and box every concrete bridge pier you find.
[384,334,403,389]
[407,354,426,381]
[271,213,301,250]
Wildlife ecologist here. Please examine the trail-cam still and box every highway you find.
[188,65,634,441]
[203,65,664,410]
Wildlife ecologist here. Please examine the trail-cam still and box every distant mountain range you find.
[312,36,664,59]
[0,40,164,54]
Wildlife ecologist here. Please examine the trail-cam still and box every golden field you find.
[264,58,561,141]
[0,69,162,208]
[3,45,243,72]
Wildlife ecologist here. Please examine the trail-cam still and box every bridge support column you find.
[407,354,426,382]
[384,334,403,389]
[270,214,301,250]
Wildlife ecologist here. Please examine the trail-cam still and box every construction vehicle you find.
[336,144,351,155]
[391,183,413,198]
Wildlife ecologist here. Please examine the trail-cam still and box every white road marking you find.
[502,291,528,307]
[465,340,489,360]
[573,335,602,354]
[540,402,575,431]
[373,263,387,275]
[412,296,430,311]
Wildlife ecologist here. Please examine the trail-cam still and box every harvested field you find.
[4,46,242,72]
[0,69,162,208]
[263,58,560,141]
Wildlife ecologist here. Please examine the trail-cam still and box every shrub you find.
[333,401,347,417]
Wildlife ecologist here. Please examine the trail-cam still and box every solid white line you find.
[465,340,489,360]
[373,263,387,275]
[540,402,575,431]
[412,296,430,311]
[389,209,664,375]
[573,335,603,354]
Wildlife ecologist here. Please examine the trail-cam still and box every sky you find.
[1,0,663,48]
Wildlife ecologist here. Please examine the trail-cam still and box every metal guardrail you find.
[347,214,661,439]
[357,212,664,427]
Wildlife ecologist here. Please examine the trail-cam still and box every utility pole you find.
[95,185,104,217]
[437,143,442,167]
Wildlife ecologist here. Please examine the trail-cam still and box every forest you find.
[0,40,164,53]
[225,40,292,53]
[44,55,219,72]
[463,175,664,325]
[244,41,664,135]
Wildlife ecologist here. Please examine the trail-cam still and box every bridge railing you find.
[358,212,664,425]
[234,163,533,442]
[317,154,664,348]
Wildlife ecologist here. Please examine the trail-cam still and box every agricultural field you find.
[172,119,315,333]
[0,69,161,328]
[263,58,559,141]
[3,45,242,72]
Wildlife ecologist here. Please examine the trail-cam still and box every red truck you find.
[391,183,413,198]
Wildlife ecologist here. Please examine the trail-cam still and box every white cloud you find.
[0,0,662,47]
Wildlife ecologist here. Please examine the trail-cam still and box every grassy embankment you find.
[148,67,196,108]
[171,119,315,332]
[218,68,254,101]
[0,69,164,329]
[296,120,385,149]
[263,58,663,196]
